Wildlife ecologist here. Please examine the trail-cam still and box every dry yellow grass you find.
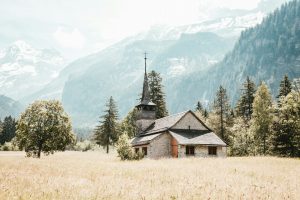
[0,151,299,200]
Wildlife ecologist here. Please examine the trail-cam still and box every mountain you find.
[24,0,293,127]
[173,0,300,108]
[0,40,65,100]
[0,95,23,119]
[58,32,235,127]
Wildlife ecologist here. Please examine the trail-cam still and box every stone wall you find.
[148,132,172,159]
[172,112,207,130]
[178,145,227,158]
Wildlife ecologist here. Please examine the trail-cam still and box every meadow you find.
[0,151,299,200]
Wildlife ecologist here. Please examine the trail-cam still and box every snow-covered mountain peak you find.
[0,40,65,100]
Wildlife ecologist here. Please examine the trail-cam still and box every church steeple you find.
[135,52,156,135]
[141,52,151,104]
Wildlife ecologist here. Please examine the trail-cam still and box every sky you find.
[0,0,276,60]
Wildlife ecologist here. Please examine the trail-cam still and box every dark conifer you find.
[94,96,120,153]
[148,70,168,118]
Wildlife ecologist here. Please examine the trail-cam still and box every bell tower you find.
[136,52,156,135]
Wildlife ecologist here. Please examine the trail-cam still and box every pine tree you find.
[272,91,300,157]
[277,74,292,106]
[236,76,256,122]
[208,85,231,144]
[203,109,209,120]
[251,82,273,155]
[195,101,204,113]
[148,70,168,118]
[94,96,120,153]
[0,116,17,145]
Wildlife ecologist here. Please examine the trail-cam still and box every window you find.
[185,146,195,155]
[135,148,139,153]
[208,146,217,155]
[142,147,147,156]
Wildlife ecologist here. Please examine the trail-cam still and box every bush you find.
[71,140,99,152]
[116,134,144,160]
[1,142,19,151]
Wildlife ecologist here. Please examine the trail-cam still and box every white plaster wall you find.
[172,112,207,130]
[149,132,172,159]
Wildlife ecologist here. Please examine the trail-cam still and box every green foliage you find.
[94,96,120,153]
[277,74,292,106]
[195,101,204,113]
[0,116,17,145]
[15,100,75,158]
[116,134,143,160]
[148,70,168,118]
[72,140,99,152]
[236,76,256,121]
[272,91,300,157]
[120,108,138,138]
[1,141,19,151]
[209,85,232,144]
[251,82,273,155]
[229,117,255,156]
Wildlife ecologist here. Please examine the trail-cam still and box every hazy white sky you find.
[0,0,268,60]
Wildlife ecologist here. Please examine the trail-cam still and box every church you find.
[131,55,227,158]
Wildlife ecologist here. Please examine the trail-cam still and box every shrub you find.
[116,133,143,160]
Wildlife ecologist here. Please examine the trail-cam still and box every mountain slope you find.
[60,32,235,127]
[173,0,300,109]
[0,41,65,100]
[0,95,23,119]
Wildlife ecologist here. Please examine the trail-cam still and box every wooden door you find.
[171,137,178,158]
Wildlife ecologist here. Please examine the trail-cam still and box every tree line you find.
[93,71,300,158]
[196,74,300,157]
[0,116,17,146]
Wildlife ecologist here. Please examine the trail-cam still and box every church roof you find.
[131,110,227,146]
[142,111,188,134]
[169,130,227,146]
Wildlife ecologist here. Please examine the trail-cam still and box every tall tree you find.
[195,101,204,113]
[236,76,256,122]
[15,100,75,158]
[120,108,138,138]
[148,70,168,118]
[272,91,300,157]
[208,86,231,144]
[0,116,17,145]
[230,117,255,156]
[94,96,120,153]
[277,74,292,106]
[251,82,273,155]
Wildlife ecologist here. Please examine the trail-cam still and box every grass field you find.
[0,151,299,200]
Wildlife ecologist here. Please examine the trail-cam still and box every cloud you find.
[53,27,86,49]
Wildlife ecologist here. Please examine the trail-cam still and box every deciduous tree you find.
[251,82,273,155]
[15,100,75,158]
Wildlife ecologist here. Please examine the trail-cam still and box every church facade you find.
[131,56,227,159]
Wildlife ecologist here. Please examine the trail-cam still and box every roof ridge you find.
[155,110,189,121]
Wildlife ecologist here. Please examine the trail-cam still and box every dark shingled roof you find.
[169,130,227,146]
[131,110,227,146]
[142,111,188,135]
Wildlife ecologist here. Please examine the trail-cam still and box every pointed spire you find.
[141,52,151,103]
